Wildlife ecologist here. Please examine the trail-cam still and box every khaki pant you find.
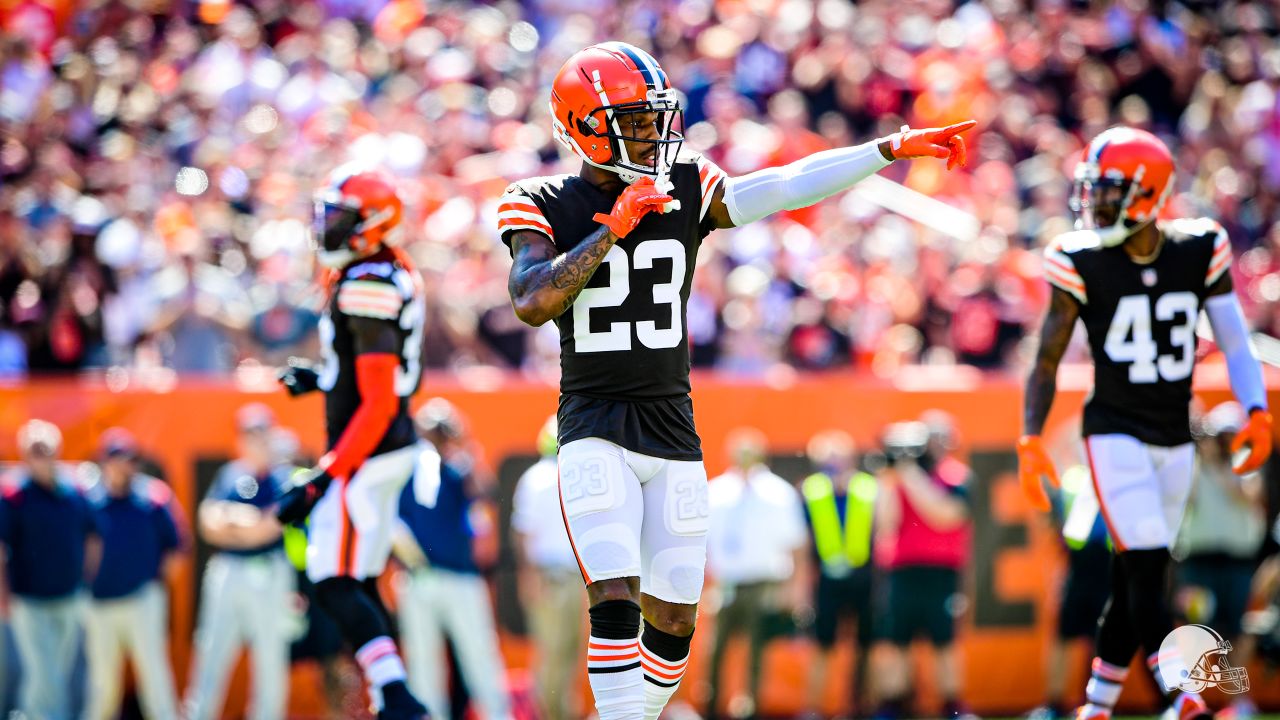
[527,568,585,720]
[186,553,295,720]
[396,567,511,720]
[84,583,180,720]
[706,581,778,718]
[11,594,82,720]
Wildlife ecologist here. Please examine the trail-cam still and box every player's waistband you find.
[559,390,692,404]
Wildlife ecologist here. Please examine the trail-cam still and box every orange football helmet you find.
[1070,126,1175,244]
[550,42,683,184]
[313,164,403,268]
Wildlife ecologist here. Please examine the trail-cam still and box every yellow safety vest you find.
[1060,464,1105,552]
[283,523,308,571]
[283,466,310,571]
[803,472,876,571]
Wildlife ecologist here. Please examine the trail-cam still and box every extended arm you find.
[507,228,619,327]
[705,121,975,229]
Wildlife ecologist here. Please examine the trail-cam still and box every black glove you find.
[278,358,320,397]
[275,467,334,525]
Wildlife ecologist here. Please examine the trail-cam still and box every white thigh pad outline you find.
[560,452,625,518]
[664,466,710,537]
[640,459,709,605]
[576,522,643,579]
[642,546,707,605]
[557,438,644,584]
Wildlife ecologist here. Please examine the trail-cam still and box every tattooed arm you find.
[507,227,618,327]
[1023,287,1080,436]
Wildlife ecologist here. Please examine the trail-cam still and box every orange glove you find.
[886,120,976,170]
[1231,408,1273,474]
[592,177,673,238]
[1016,435,1060,512]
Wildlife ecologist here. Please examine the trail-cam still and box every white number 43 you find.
[1104,292,1198,384]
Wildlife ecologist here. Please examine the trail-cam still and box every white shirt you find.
[1175,458,1265,559]
[706,466,808,584]
[511,457,578,572]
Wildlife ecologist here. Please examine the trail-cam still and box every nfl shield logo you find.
[1142,269,1158,287]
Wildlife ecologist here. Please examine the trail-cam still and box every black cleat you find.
[378,681,428,720]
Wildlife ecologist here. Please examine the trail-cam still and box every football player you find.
[1018,127,1273,720]
[498,42,973,720]
[275,165,429,720]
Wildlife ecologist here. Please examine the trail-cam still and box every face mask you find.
[584,89,685,185]
[313,201,361,268]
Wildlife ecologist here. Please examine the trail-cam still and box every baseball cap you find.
[921,408,958,447]
[807,429,856,466]
[236,403,277,433]
[414,398,463,440]
[98,427,139,460]
[17,419,62,457]
[1203,401,1247,437]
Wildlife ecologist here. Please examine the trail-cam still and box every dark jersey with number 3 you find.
[498,153,728,460]
[318,246,426,456]
[1043,217,1233,446]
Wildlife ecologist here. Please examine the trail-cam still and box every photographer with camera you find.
[869,412,973,720]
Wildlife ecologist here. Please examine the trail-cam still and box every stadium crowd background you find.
[1,0,1279,379]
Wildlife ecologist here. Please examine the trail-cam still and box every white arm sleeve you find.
[1205,293,1268,412]
[722,140,892,226]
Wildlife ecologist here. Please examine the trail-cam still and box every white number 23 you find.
[573,239,686,353]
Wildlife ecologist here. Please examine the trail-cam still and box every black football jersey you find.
[318,246,426,456]
[1044,218,1233,446]
[498,153,728,460]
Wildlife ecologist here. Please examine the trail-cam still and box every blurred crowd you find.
[3,0,1280,378]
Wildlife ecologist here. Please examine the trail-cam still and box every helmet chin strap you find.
[1095,222,1133,248]
[1067,218,1153,249]
[603,162,681,212]
[610,163,644,184]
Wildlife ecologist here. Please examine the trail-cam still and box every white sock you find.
[1085,657,1128,711]
[639,638,689,720]
[588,635,645,720]
[355,635,408,690]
